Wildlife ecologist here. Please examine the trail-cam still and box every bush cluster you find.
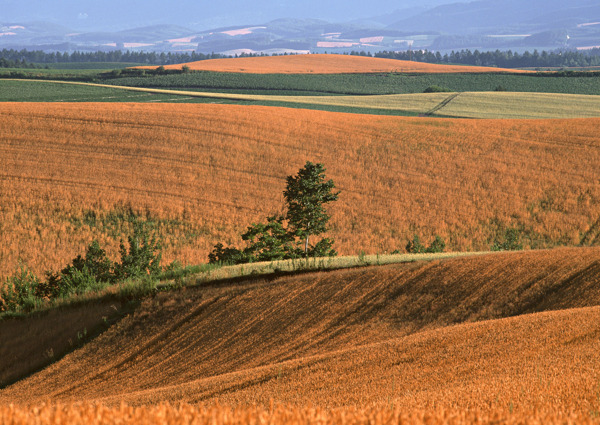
[405,235,447,254]
[0,223,162,313]
[423,85,452,93]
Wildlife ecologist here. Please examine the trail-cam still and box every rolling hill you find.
[145,54,529,74]
[1,102,600,279]
[1,247,600,412]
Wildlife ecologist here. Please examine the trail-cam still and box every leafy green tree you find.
[284,162,340,256]
[208,161,340,264]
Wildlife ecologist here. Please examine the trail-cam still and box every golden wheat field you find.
[140,53,528,74]
[2,404,600,425]
[1,102,600,278]
[1,249,600,423]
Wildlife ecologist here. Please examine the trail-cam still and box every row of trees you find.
[0,49,228,66]
[0,57,37,69]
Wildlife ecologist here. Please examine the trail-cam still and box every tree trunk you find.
[304,236,309,256]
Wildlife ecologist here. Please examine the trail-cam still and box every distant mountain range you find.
[1,0,598,54]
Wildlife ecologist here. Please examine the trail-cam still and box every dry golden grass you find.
[138,54,528,74]
[2,403,599,425]
[2,247,600,409]
[1,102,600,278]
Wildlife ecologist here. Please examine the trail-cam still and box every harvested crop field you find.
[140,53,528,74]
[1,102,600,278]
[1,248,600,418]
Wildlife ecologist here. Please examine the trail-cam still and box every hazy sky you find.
[1,0,458,30]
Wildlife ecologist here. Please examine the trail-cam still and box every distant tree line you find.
[0,49,228,66]
[0,57,38,69]
[2,47,600,70]
[370,48,600,69]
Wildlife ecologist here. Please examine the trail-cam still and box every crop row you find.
[104,72,600,95]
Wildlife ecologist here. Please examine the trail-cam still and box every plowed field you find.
[1,248,600,420]
[2,103,600,278]
[139,54,528,74]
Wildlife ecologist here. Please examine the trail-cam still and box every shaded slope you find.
[2,247,600,406]
[0,300,126,388]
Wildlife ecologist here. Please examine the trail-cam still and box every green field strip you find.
[3,79,600,119]
[0,79,450,114]
[1,79,446,111]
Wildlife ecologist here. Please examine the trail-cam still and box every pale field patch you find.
[433,92,600,119]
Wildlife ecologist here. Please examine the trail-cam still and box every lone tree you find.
[285,161,340,256]
[208,161,340,264]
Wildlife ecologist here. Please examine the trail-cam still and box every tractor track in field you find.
[424,92,462,116]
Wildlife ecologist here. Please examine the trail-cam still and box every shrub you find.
[426,235,446,253]
[208,243,250,265]
[406,234,446,254]
[406,235,426,253]
[241,216,301,262]
[114,222,162,280]
[424,85,452,93]
[492,227,523,251]
[0,262,41,312]
[308,238,337,257]
[40,240,115,298]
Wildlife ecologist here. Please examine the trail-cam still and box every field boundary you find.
[1,251,496,322]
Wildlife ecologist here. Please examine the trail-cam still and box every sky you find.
[0,0,458,30]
